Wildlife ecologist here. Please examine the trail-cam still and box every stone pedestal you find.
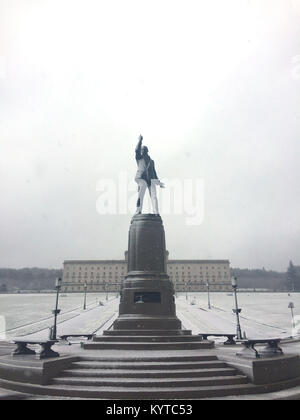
[113,214,182,331]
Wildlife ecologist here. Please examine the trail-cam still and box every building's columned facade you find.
[62,253,232,293]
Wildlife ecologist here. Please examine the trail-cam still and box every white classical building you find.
[62,253,231,293]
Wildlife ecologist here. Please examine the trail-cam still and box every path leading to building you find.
[12,298,119,341]
[176,296,292,340]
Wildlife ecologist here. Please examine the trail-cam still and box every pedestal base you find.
[113,214,182,332]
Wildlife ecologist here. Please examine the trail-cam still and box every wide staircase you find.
[41,330,297,399]
[47,353,253,399]
[1,332,300,399]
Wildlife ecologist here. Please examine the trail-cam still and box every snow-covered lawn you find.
[0,293,119,339]
[176,292,300,339]
[1,292,299,340]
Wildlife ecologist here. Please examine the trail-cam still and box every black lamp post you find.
[206,281,211,310]
[83,281,87,310]
[185,282,188,300]
[288,302,295,330]
[50,277,62,340]
[231,276,242,340]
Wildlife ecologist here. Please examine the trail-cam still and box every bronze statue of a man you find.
[135,135,165,215]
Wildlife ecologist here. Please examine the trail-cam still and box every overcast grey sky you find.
[0,0,300,271]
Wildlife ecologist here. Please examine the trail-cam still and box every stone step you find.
[92,335,202,342]
[0,387,31,400]
[82,341,213,351]
[2,371,300,400]
[51,375,248,388]
[61,367,238,379]
[0,377,266,399]
[103,330,192,336]
[72,360,227,371]
[78,354,217,363]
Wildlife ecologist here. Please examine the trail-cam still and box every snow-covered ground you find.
[176,292,300,340]
[0,292,299,341]
[0,293,119,339]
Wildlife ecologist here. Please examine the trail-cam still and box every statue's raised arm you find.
[135,135,143,160]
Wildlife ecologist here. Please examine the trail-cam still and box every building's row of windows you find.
[65,264,228,271]
[168,266,228,270]
[65,272,229,277]
[171,279,228,284]
[65,273,125,278]
[62,280,231,289]
[64,275,228,282]
[170,275,230,279]
[66,267,228,270]
[169,273,229,277]
[63,278,123,283]
[62,286,120,291]
[65,265,126,271]
[65,270,125,273]
[167,270,229,274]
[65,274,229,282]
[65,275,229,285]
[62,284,231,292]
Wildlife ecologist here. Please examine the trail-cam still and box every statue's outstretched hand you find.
[159,181,165,188]
[138,134,143,142]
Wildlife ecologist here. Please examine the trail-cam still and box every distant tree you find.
[230,267,286,291]
[0,268,62,291]
[0,284,7,293]
[295,266,300,291]
[286,261,298,292]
